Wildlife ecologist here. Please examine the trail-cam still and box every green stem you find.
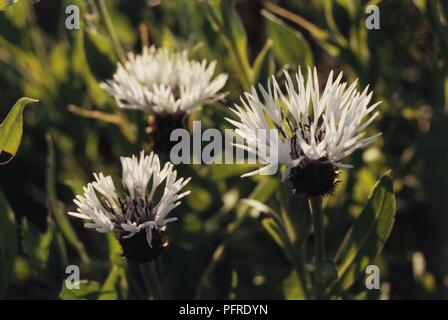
[140,261,162,300]
[95,0,125,61]
[309,196,325,299]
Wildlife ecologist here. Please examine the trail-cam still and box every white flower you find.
[101,46,228,115]
[227,67,381,195]
[69,150,191,261]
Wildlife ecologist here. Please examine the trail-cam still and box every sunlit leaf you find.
[21,216,68,290]
[202,0,252,88]
[334,171,396,291]
[0,0,17,11]
[262,10,313,68]
[209,164,259,181]
[0,97,38,164]
[283,271,306,300]
[252,39,275,85]
[96,234,128,300]
[83,28,117,80]
[46,135,90,266]
[97,267,122,300]
[21,217,56,286]
[59,280,101,300]
[277,182,311,245]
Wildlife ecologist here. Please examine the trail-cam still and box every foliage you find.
[0,0,446,299]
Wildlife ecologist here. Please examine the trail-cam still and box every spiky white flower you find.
[69,151,191,261]
[227,67,381,196]
[101,46,228,115]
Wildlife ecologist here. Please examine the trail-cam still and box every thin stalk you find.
[95,0,125,61]
[309,196,325,299]
[140,261,162,300]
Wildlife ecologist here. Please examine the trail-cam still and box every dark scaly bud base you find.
[289,126,340,197]
[147,112,187,155]
[289,159,340,198]
[118,228,168,263]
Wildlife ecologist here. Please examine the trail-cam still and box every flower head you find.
[227,67,381,197]
[101,46,228,116]
[69,151,191,262]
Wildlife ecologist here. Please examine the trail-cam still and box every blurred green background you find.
[0,0,447,299]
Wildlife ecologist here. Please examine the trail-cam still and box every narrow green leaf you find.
[202,0,251,88]
[59,280,101,300]
[96,234,128,300]
[322,0,349,47]
[46,135,90,265]
[0,97,38,164]
[252,39,275,85]
[263,2,330,41]
[22,215,70,292]
[277,182,311,245]
[262,10,314,68]
[242,198,286,248]
[335,171,396,291]
[220,0,251,79]
[83,28,117,80]
[209,164,259,181]
[97,267,120,300]
[234,177,279,227]
[0,189,18,297]
[0,0,17,11]
[283,271,306,300]
[22,217,56,286]
[261,218,286,248]
[194,178,279,299]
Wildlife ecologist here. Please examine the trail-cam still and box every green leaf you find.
[322,0,349,47]
[242,198,287,248]
[202,0,251,88]
[194,178,280,299]
[97,234,128,300]
[262,10,313,68]
[46,135,90,265]
[83,28,117,80]
[0,0,17,10]
[209,164,259,181]
[220,0,251,79]
[22,216,70,291]
[97,267,120,300]
[252,39,275,85]
[0,97,38,164]
[59,280,101,300]
[277,182,311,245]
[261,217,287,249]
[283,271,306,300]
[263,2,330,41]
[22,217,56,286]
[234,177,279,226]
[334,171,396,291]
[0,189,18,297]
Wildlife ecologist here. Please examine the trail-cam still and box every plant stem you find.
[96,0,125,61]
[140,261,162,300]
[309,196,325,299]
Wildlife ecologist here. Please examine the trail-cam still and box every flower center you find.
[288,124,339,197]
[106,194,168,263]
